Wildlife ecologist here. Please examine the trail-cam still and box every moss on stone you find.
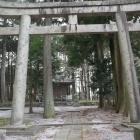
[0,118,10,127]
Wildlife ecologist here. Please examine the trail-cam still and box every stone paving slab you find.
[54,110,100,140]
[68,137,82,140]
[55,109,102,140]
[54,125,71,140]
[71,125,81,130]
[82,125,98,140]
[54,124,99,140]
[55,138,67,140]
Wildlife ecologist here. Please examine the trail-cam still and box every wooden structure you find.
[53,81,73,100]
[0,0,140,125]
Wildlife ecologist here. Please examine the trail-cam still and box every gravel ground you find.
[0,106,134,140]
[85,108,134,140]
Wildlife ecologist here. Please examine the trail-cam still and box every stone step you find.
[6,125,43,136]
[134,126,140,140]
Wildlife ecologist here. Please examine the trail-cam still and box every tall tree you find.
[43,0,55,117]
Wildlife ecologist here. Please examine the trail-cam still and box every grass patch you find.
[0,117,10,127]
[79,100,99,106]
[23,119,30,126]
[0,117,30,127]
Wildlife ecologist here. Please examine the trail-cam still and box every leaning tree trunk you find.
[43,17,55,118]
[1,42,6,104]
[110,34,128,115]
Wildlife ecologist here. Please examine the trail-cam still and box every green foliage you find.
[131,32,140,85]
[28,36,44,87]
[131,32,140,58]
[79,16,111,24]
[62,15,113,67]
[51,36,63,75]
[23,119,30,125]
[63,34,94,67]
[0,18,18,52]
[27,35,61,88]
[62,16,114,96]
[90,57,113,95]
[0,117,30,126]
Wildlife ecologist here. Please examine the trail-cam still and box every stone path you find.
[54,111,98,140]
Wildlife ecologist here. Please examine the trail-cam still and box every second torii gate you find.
[0,0,140,125]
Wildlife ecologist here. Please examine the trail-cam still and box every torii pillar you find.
[11,15,31,125]
[115,8,140,123]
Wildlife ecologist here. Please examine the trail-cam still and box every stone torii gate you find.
[0,0,140,126]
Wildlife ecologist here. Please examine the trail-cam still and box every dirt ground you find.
[0,106,134,140]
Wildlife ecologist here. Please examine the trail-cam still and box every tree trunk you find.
[87,66,90,100]
[43,17,55,118]
[105,94,112,108]
[110,34,128,115]
[28,60,34,113]
[80,68,84,100]
[82,66,87,99]
[1,42,6,104]
[115,9,140,122]
[10,61,14,101]
[99,88,104,108]
[7,51,10,101]
[71,71,76,100]
[84,60,90,101]
[109,35,118,109]
[96,41,105,109]
[29,87,33,113]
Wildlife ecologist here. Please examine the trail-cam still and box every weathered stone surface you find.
[115,9,140,123]
[0,0,140,8]
[69,15,78,25]
[11,15,31,126]
[1,23,140,36]
[0,129,6,140]
[134,126,140,140]
[6,125,43,136]
[114,125,133,132]
[0,1,140,17]
[121,123,140,128]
